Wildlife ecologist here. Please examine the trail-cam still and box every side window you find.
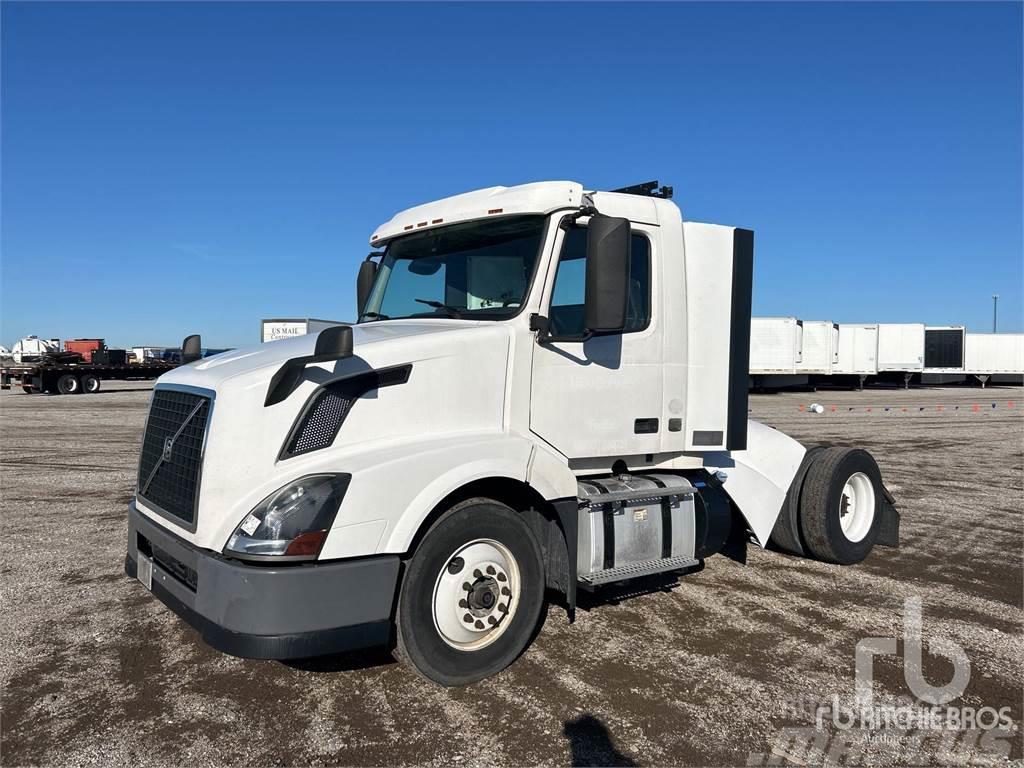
[548,227,650,337]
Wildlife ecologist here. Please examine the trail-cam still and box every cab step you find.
[578,554,701,589]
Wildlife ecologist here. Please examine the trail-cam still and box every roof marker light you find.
[416,221,428,227]
[403,225,414,231]
[488,208,503,215]
[432,218,443,224]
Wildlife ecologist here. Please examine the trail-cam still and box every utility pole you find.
[992,294,999,333]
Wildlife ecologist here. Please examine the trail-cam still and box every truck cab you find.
[125,180,897,685]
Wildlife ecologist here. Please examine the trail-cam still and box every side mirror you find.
[265,325,354,407]
[357,257,378,315]
[584,216,631,333]
[181,334,202,364]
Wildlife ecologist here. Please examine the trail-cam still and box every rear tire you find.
[394,498,545,686]
[56,375,80,395]
[81,374,101,394]
[799,447,883,564]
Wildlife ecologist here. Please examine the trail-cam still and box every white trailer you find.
[877,323,925,373]
[124,180,899,686]
[261,318,347,344]
[834,324,879,385]
[964,333,1024,386]
[796,320,839,375]
[749,317,806,387]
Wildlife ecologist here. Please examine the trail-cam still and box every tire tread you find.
[799,447,881,564]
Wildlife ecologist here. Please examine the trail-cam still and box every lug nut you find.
[475,620,485,629]
[501,587,511,596]
[498,603,508,613]
[463,613,473,623]
[487,616,497,626]
[473,569,483,579]
[486,565,496,575]
[458,599,468,608]
[447,557,465,575]
[496,573,507,582]
[462,582,472,591]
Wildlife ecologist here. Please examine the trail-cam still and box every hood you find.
[142,318,514,550]
[159,319,478,393]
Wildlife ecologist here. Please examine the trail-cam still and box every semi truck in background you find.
[124,180,899,686]
[1,335,207,394]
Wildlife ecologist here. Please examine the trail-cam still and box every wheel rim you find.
[839,471,875,542]
[432,538,520,651]
[62,378,79,393]
[84,378,99,392]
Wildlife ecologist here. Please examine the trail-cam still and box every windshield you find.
[360,215,546,322]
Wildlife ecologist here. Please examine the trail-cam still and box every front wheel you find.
[799,447,883,564]
[394,498,545,686]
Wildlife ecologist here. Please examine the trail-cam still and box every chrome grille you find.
[138,389,210,528]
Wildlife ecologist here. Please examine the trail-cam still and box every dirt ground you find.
[1,381,1021,767]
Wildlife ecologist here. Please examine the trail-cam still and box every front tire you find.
[799,447,883,564]
[394,498,545,686]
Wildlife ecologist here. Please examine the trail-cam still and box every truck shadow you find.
[281,646,396,673]
[563,713,639,767]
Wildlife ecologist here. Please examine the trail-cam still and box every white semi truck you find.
[125,181,899,685]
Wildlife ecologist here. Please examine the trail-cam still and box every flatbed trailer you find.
[1,361,178,395]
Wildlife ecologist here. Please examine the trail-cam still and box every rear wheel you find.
[81,374,101,394]
[56,375,80,395]
[799,447,883,564]
[394,498,545,686]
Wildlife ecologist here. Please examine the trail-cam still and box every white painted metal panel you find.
[964,333,1024,374]
[682,223,738,451]
[370,181,583,245]
[749,317,801,374]
[835,324,878,374]
[877,323,925,371]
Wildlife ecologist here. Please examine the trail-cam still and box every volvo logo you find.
[162,436,175,462]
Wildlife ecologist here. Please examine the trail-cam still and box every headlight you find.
[224,474,350,561]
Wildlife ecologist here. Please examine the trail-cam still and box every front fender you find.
[318,433,575,559]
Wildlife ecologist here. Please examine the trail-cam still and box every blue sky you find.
[2,1,1021,348]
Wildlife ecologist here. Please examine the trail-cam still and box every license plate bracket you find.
[137,553,153,591]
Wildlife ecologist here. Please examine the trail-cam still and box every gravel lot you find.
[2,381,1021,766]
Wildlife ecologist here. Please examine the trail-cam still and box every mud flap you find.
[876,486,900,548]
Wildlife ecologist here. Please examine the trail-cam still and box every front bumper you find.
[125,501,399,659]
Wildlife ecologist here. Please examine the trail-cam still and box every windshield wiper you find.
[414,298,464,318]
[359,311,390,321]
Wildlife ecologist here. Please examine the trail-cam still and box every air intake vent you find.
[280,365,411,459]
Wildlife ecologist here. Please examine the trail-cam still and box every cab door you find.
[529,219,663,460]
